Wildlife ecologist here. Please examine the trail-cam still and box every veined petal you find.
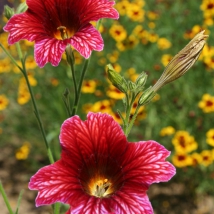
[34,37,67,67]
[26,0,47,20]
[78,0,119,24]
[29,160,81,207]
[70,24,103,59]
[112,185,153,214]
[121,141,176,185]
[3,13,45,44]
[60,112,127,164]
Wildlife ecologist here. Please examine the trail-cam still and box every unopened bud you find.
[16,2,28,14]
[152,30,208,92]
[128,81,136,91]
[135,72,148,87]
[138,87,156,106]
[106,64,127,93]
[4,5,14,20]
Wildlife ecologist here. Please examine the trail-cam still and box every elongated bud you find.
[4,5,14,20]
[106,64,128,93]
[152,31,208,92]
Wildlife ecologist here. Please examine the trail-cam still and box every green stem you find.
[0,180,14,214]
[125,105,140,137]
[54,203,61,214]
[71,59,90,116]
[21,59,54,164]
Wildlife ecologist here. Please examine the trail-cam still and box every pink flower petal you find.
[69,24,104,58]
[112,185,153,213]
[78,0,119,23]
[60,112,127,163]
[121,141,176,185]
[29,160,82,207]
[34,37,67,67]
[3,13,45,44]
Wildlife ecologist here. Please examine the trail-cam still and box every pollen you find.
[90,178,112,198]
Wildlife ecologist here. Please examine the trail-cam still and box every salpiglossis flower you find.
[3,0,119,67]
[29,113,175,214]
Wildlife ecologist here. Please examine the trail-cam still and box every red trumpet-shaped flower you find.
[29,113,175,213]
[3,0,119,67]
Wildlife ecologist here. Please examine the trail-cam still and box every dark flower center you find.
[79,155,124,198]
[55,26,75,40]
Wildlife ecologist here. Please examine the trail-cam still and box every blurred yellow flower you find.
[147,11,159,20]
[115,0,130,16]
[161,54,173,67]
[206,129,214,146]
[172,131,198,153]
[0,58,12,73]
[160,126,175,137]
[83,100,113,114]
[184,25,202,39]
[106,85,125,100]
[109,24,127,42]
[25,55,37,69]
[200,0,214,18]
[172,153,192,168]
[148,22,156,29]
[198,93,214,113]
[81,80,97,93]
[127,4,145,22]
[107,51,120,63]
[157,38,172,50]
[0,94,9,111]
[15,142,30,160]
[200,150,213,166]
[190,153,202,166]
[148,32,159,43]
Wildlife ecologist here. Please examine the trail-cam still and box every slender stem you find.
[71,59,90,116]
[0,180,14,214]
[21,60,54,164]
[125,105,140,137]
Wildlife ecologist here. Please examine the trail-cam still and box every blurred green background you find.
[0,0,214,213]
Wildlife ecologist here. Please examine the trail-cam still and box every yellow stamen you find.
[92,178,112,198]
[57,26,68,39]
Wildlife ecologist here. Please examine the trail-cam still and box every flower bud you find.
[152,30,208,92]
[128,81,136,91]
[138,87,156,106]
[106,64,128,93]
[135,72,148,87]
[4,5,14,20]
[16,2,28,14]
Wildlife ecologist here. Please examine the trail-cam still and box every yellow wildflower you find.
[172,153,192,168]
[15,142,30,160]
[0,94,9,111]
[198,94,214,113]
[109,24,127,42]
[160,126,175,137]
[157,38,172,50]
[206,129,214,147]
[81,80,97,93]
[200,150,213,166]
